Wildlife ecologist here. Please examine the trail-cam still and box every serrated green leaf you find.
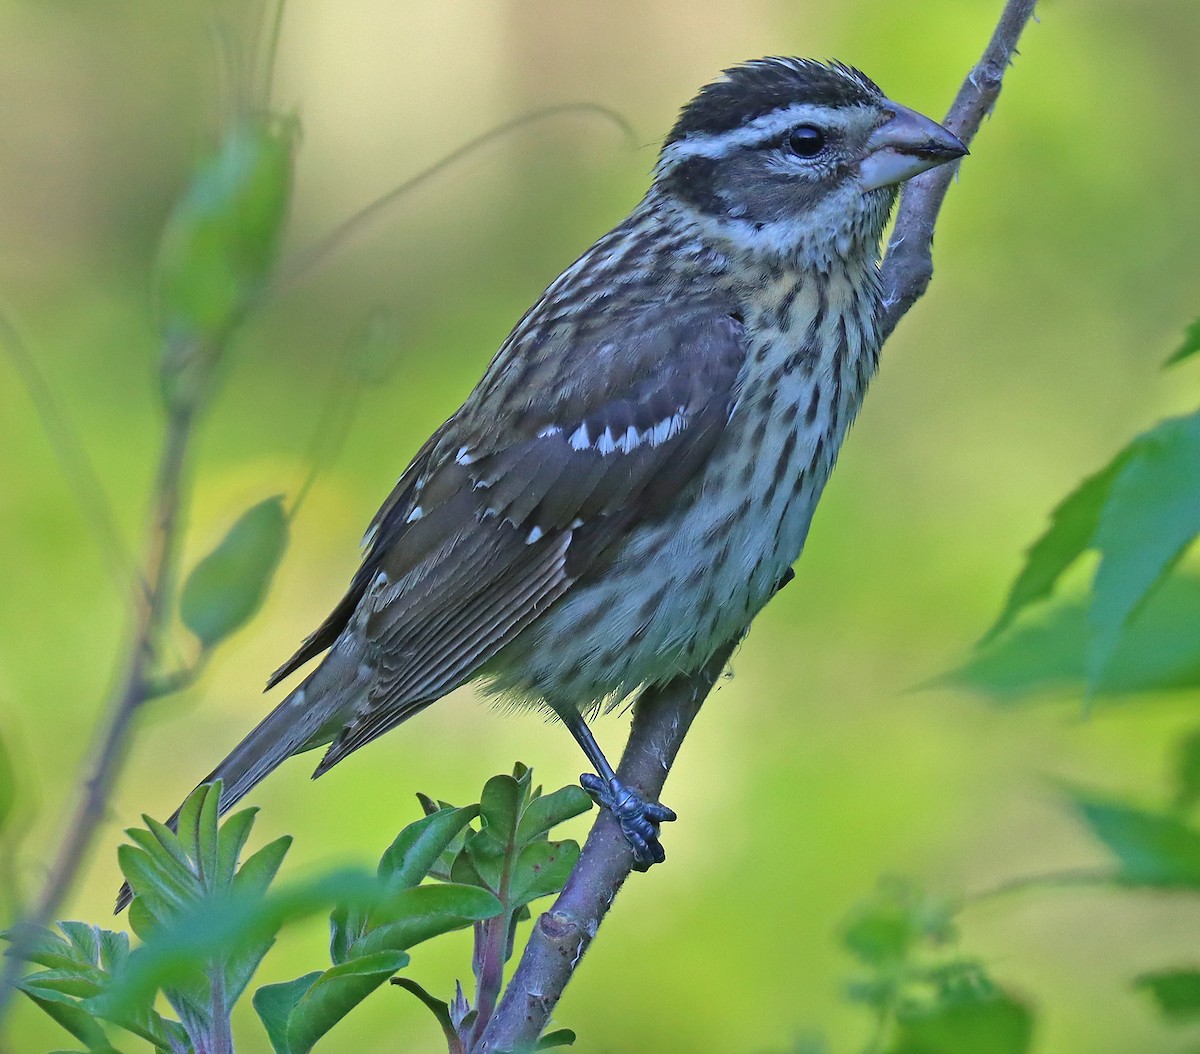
[116,844,192,917]
[516,786,592,843]
[889,988,1032,1054]
[508,840,580,910]
[172,782,214,862]
[536,1027,577,1048]
[377,804,479,889]
[1089,412,1200,690]
[982,453,1127,644]
[254,971,321,1054]
[97,930,130,975]
[281,951,409,1054]
[180,496,289,648]
[3,925,71,971]
[1166,316,1200,365]
[217,806,260,889]
[1135,969,1200,1021]
[17,983,109,1050]
[943,574,1200,702]
[23,969,105,999]
[58,923,101,966]
[234,835,293,898]
[1074,796,1200,886]
[140,816,193,877]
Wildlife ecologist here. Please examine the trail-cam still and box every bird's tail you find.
[114,668,337,913]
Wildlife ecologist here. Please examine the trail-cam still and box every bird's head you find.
[655,57,967,269]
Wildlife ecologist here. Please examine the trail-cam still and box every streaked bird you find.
[119,57,965,910]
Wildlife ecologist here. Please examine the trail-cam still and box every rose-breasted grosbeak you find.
[119,57,964,908]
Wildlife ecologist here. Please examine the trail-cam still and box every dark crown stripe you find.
[665,57,884,147]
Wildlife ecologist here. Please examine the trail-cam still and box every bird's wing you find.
[286,299,747,773]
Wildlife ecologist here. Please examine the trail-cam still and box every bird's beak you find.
[858,101,968,192]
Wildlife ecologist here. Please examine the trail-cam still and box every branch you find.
[879,0,1037,340]
[0,401,198,1024]
[478,3,1038,1049]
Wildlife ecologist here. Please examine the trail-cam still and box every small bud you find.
[156,115,298,411]
[179,495,289,648]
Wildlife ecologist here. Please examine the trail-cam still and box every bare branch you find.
[479,2,1038,1049]
[879,0,1037,340]
[0,401,198,1024]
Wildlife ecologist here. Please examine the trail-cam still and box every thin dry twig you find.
[478,3,1038,1049]
[0,402,198,1027]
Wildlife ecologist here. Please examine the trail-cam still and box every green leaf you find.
[16,981,110,1051]
[982,453,1127,643]
[516,786,592,843]
[391,978,461,1051]
[536,1028,577,1048]
[180,496,290,648]
[1177,730,1200,812]
[1074,795,1200,886]
[1089,412,1200,689]
[889,988,1033,1054]
[842,879,955,970]
[1134,969,1200,1021]
[508,840,580,910]
[281,951,409,1054]
[479,775,523,846]
[943,574,1200,701]
[235,834,294,898]
[377,804,480,890]
[254,971,321,1054]
[1166,316,1200,365]
[351,884,501,958]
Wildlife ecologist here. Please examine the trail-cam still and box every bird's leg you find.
[557,706,676,871]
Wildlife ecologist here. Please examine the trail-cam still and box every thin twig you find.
[0,402,198,1024]
[271,103,636,300]
[479,3,1038,1049]
[879,0,1037,340]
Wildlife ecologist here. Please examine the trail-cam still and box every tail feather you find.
[114,669,342,913]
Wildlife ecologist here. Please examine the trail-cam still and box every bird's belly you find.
[485,402,842,712]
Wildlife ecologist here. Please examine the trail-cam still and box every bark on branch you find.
[477,2,1038,1049]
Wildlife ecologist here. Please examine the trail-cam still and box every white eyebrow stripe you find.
[658,101,860,167]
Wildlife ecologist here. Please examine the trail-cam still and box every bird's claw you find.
[580,773,676,871]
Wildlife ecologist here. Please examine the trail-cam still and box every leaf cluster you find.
[5,767,590,1054]
[949,316,1200,702]
[840,879,1032,1054]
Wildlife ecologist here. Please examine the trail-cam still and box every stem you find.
[0,401,199,1021]
[477,642,732,1053]
[479,2,1039,1048]
[470,912,511,1047]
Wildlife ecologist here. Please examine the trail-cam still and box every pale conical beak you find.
[858,101,968,192]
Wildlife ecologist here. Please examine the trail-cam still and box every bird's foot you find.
[580,773,676,871]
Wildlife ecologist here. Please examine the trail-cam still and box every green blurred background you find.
[3,1,1200,1051]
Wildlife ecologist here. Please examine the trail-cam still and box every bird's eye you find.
[787,125,826,158]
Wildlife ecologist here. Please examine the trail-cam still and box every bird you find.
[118,57,965,910]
